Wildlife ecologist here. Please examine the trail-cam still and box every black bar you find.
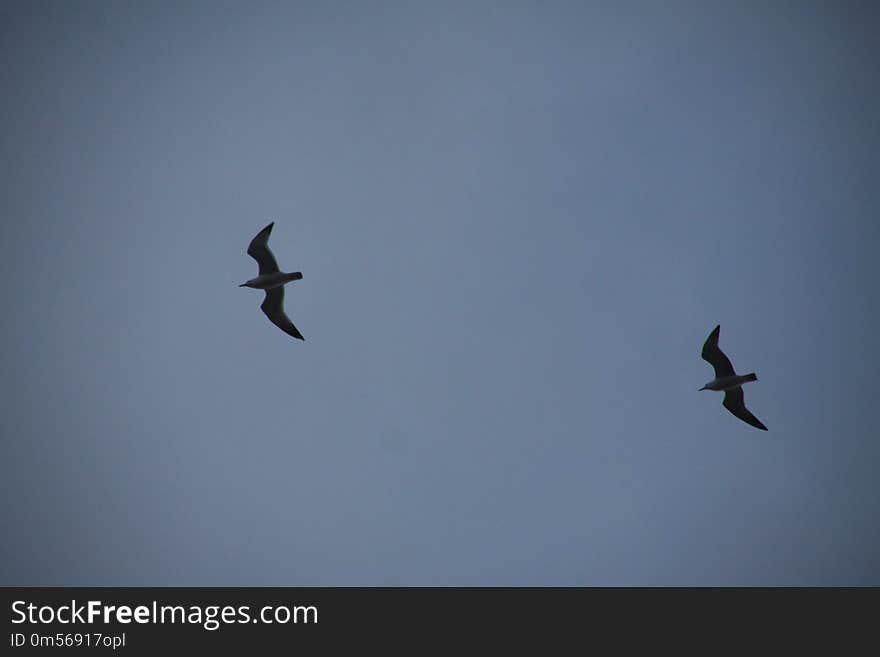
[1,587,876,651]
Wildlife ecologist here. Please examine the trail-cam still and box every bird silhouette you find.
[699,325,766,430]
[239,222,305,341]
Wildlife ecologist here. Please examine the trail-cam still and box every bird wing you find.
[722,387,767,431]
[701,324,736,378]
[247,222,280,275]
[261,287,304,341]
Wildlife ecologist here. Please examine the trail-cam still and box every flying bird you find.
[239,222,305,341]
[699,325,766,430]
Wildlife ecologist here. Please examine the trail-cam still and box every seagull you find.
[699,324,766,430]
[239,222,305,341]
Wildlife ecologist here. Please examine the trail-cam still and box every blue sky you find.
[1,1,878,585]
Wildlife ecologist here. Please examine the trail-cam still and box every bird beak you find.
[698,385,707,391]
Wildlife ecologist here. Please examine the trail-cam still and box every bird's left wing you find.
[247,222,280,275]
[702,324,736,378]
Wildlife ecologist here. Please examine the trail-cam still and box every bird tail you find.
[744,372,757,382]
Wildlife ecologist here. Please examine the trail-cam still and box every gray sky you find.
[2,1,878,585]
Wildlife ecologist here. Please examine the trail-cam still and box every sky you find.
[1,1,878,585]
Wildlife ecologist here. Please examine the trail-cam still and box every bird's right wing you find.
[261,287,304,341]
[247,222,280,275]
[722,387,767,431]
[701,324,736,378]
